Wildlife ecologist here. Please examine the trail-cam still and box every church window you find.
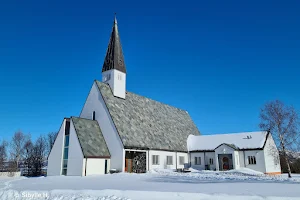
[248,156,256,165]
[152,155,159,165]
[209,158,213,165]
[179,156,185,165]
[195,157,201,165]
[166,156,173,165]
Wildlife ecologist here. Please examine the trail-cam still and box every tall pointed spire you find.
[102,14,126,74]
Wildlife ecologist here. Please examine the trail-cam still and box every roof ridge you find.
[200,131,267,137]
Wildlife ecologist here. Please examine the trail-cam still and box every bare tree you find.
[32,135,47,176]
[260,100,300,178]
[0,140,8,172]
[10,131,28,171]
[47,132,58,157]
[23,138,34,176]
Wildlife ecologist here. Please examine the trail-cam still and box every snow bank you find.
[150,168,299,183]
[0,189,299,200]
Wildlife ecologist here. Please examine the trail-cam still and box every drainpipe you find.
[204,152,206,170]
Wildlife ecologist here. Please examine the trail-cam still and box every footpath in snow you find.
[0,168,299,200]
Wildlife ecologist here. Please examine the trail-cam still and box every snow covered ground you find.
[0,168,299,200]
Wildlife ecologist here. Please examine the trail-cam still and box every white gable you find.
[187,131,268,151]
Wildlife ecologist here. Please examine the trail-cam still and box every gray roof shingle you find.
[96,81,200,152]
[71,117,110,158]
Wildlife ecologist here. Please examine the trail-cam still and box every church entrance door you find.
[125,151,146,173]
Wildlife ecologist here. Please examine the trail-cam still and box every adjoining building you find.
[187,131,281,174]
[47,16,200,176]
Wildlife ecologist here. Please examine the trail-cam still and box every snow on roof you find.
[187,131,268,151]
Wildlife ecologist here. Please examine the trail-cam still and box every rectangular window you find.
[152,155,159,165]
[166,156,173,165]
[64,135,69,147]
[179,156,185,165]
[63,147,69,159]
[195,157,201,165]
[248,156,256,165]
[209,158,213,165]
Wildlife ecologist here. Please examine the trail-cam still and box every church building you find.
[47,16,200,176]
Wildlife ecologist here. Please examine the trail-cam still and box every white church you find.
[47,16,281,176]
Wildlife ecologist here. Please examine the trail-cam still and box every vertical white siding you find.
[263,134,281,173]
[47,119,66,176]
[80,82,124,171]
[67,120,84,176]
[85,158,111,175]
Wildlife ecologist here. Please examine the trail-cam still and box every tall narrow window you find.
[248,156,256,165]
[62,120,70,175]
[93,111,96,120]
[209,158,213,165]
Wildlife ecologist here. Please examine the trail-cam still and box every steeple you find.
[102,14,126,74]
[102,15,127,99]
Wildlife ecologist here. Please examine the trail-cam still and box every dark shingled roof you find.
[71,117,110,158]
[102,16,126,74]
[95,81,200,152]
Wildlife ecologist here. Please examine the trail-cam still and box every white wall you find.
[205,152,216,170]
[177,152,189,169]
[102,69,126,99]
[47,119,65,176]
[80,82,124,172]
[148,150,188,170]
[233,151,241,169]
[243,150,266,173]
[67,119,84,176]
[239,151,246,168]
[263,134,281,173]
[190,152,205,170]
[85,158,111,176]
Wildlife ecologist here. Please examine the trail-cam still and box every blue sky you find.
[0,0,300,141]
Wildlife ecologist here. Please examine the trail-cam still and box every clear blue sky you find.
[0,0,300,141]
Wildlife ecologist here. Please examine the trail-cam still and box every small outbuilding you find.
[187,131,281,174]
